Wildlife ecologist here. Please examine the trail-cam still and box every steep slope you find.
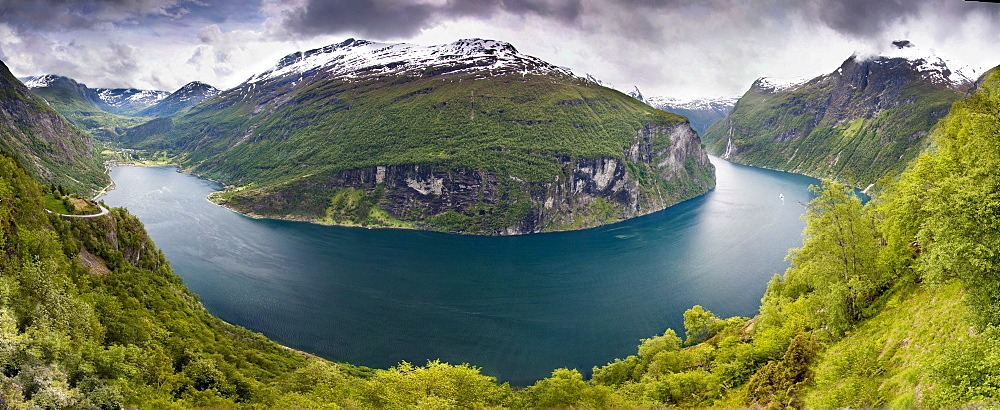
[124,38,715,234]
[547,64,1000,408]
[22,74,150,139]
[702,41,967,189]
[1,153,533,408]
[646,96,738,135]
[137,81,220,117]
[0,62,108,193]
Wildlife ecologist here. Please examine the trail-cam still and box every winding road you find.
[44,204,110,218]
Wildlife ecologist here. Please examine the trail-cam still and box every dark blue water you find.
[102,156,820,385]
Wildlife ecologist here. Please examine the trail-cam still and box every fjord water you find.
[102,156,819,385]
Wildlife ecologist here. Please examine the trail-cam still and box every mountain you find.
[4,61,998,408]
[627,85,644,102]
[21,74,150,138]
[0,61,108,193]
[93,87,170,115]
[645,95,738,135]
[22,74,170,116]
[123,38,715,235]
[137,81,220,117]
[0,152,522,408]
[701,40,969,189]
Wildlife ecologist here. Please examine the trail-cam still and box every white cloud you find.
[2,0,998,98]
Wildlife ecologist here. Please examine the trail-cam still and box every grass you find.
[804,280,972,407]
[42,193,100,215]
[42,193,72,214]
[702,69,962,188]
[123,70,709,233]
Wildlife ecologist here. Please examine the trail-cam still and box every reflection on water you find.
[102,156,820,385]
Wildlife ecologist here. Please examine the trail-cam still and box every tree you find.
[781,181,886,337]
[745,333,819,408]
[526,368,613,409]
[683,305,722,345]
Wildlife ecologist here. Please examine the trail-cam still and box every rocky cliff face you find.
[218,121,713,235]
[0,60,109,194]
[128,38,716,234]
[702,41,966,188]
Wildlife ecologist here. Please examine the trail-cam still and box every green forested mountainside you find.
[2,63,995,407]
[127,73,678,182]
[23,76,151,140]
[0,152,534,408]
[544,64,1000,408]
[702,56,964,190]
[123,69,714,234]
[0,63,109,194]
[659,105,726,136]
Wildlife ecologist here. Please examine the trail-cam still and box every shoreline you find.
[108,162,713,236]
[711,155,875,195]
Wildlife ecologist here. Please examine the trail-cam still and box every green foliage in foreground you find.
[1,152,521,408]
[3,65,999,408]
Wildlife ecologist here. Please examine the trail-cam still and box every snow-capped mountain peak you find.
[169,81,221,102]
[752,77,810,93]
[645,95,740,111]
[21,74,60,88]
[95,88,170,108]
[627,86,644,102]
[864,40,974,88]
[249,38,571,84]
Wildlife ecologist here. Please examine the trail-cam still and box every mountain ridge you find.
[0,61,108,193]
[121,37,715,235]
[137,81,220,117]
[701,40,967,189]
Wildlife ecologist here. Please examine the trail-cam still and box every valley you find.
[99,155,819,385]
[2,2,1000,406]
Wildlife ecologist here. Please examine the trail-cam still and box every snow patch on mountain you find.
[860,40,975,88]
[95,88,170,107]
[645,95,740,111]
[753,77,811,93]
[21,75,59,88]
[249,38,573,84]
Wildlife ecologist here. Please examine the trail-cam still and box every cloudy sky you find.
[1,0,998,99]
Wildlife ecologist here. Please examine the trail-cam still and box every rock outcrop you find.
[0,59,109,194]
[218,121,713,235]
[702,41,967,188]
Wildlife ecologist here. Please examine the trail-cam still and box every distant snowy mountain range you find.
[19,74,218,118]
[21,74,170,112]
[750,40,976,94]
[623,87,738,134]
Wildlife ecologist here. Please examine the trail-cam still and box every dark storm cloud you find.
[0,0,256,32]
[804,0,1000,38]
[279,0,583,39]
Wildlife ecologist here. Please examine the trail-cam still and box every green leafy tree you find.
[683,305,722,345]
[745,333,819,408]
[774,181,886,337]
[525,368,613,409]
[880,69,1000,326]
